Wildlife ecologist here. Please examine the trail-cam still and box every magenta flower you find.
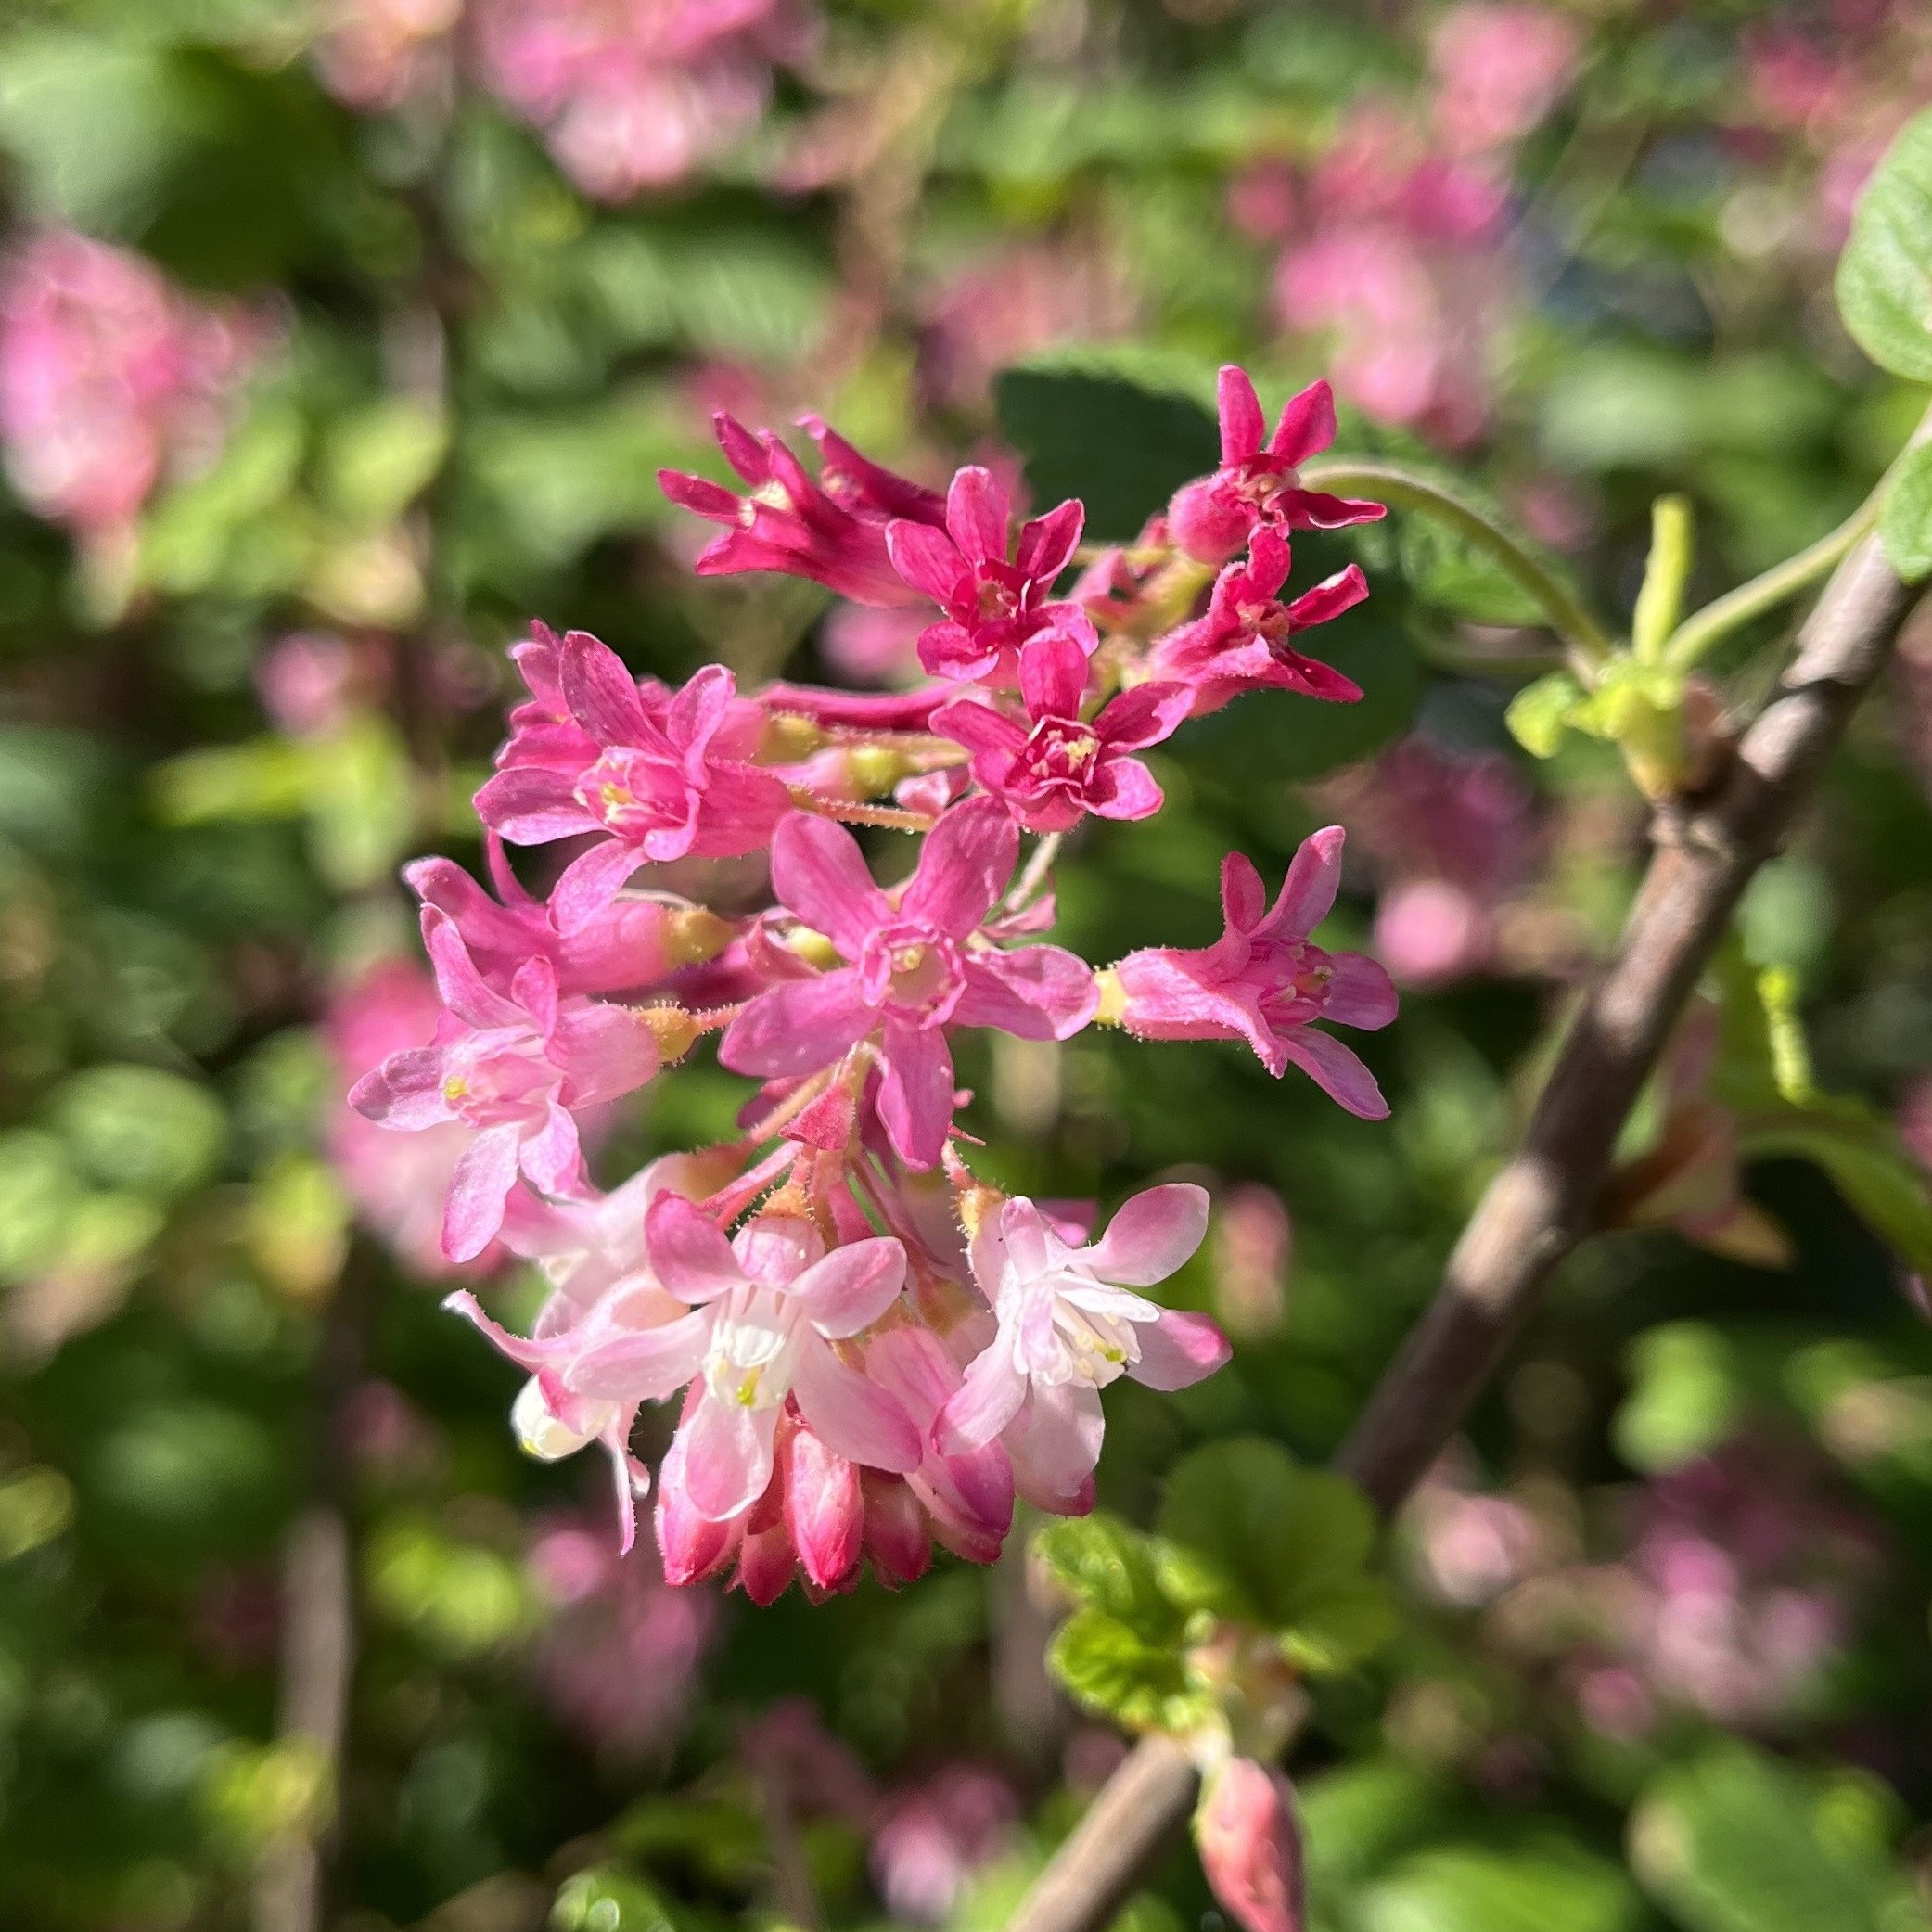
[719,799,1099,1168]
[406,835,726,999]
[932,634,1194,833]
[475,632,789,932]
[659,412,942,607]
[1108,829,1397,1118]
[348,910,660,1260]
[935,1185,1229,1507]
[1149,528,1368,714]
[1195,1758,1305,1932]
[1167,366,1385,566]
[885,466,1096,684]
[563,1196,923,1522]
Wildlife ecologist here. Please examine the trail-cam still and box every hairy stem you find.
[1004,455,1929,1932]
[1299,459,1618,671]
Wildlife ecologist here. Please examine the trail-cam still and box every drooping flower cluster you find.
[0,232,263,548]
[348,368,1400,1596]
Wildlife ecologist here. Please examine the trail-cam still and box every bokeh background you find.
[4,1,1932,1928]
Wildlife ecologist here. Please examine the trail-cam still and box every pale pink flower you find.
[1148,526,1367,714]
[313,0,459,109]
[1195,1758,1304,1932]
[348,910,660,1260]
[1108,829,1397,1117]
[1212,1183,1292,1339]
[936,1184,1228,1508]
[821,602,930,688]
[562,1196,923,1524]
[871,1767,1020,1924]
[475,632,789,931]
[660,411,943,607]
[932,634,1193,832]
[1429,5,1581,156]
[0,232,260,541]
[886,466,1095,685]
[1166,367,1384,567]
[255,632,362,738]
[471,0,811,201]
[719,799,1098,1168]
[326,960,499,1277]
[527,1516,715,1757]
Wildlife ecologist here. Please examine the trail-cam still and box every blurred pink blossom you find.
[528,1514,716,1757]
[1429,5,1582,156]
[313,0,460,110]
[0,232,263,543]
[1211,1183,1292,1339]
[471,0,815,201]
[870,1766,1020,1925]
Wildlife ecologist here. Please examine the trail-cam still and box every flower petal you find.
[718,970,873,1079]
[1278,1025,1389,1119]
[1129,1309,1232,1391]
[877,1021,956,1169]
[934,1340,1027,1452]
[1017,630,1090,721]
[561,632,654,747]
[945,465,1010,565]
[1265,825,1347,940]
[1005,1381,1106,1507]
[350,1047,454,1130]
[550,837,646,935]
[561,1309,712,1401]
[679,1394,778,1521]
[955,947,1099,1041]
[1217,364,1267,465]
[646,1192,746,1301]
[790,1236,908,1337]
[791,1333,923,1471]
[886,518,967,607]
[443,1123,522,1262]
[1268,377,1336,467]
[1322,950,1399,1031]
[900,795,1017,936]
[771,811,891,958]
[1017,497,1083,582]
[1082,1183,1210,1286]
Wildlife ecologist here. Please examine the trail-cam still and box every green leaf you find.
[1836,108,1932,381]
[51,1064,226,1200]
[1046,1607,1211,1734]
[1298,1759,1451,1898]
[552,1866,679,1932]
[1506,671,1586,758]
[1033,1514,1184,1643]
[1396,510,1544,626]
[320,400,449,529]
[1878,439,1932,582]
[1359,1846,1640,1932]
[994,357,1218,541]
[1631,1744,1930,1932]
[1155,1439,1387,1668]
[1615,1323,1745,1474]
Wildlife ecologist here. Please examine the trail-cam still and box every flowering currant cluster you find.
[349,365,1399,1602]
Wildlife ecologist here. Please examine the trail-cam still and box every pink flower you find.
[407,836,729,999]
[475,633,790,932]
[326,960,500,1278]
[871,1767,1021,1924]
[720,799,1097,1167]
[313,0,459,110]
[1195,1758,1304,1932]
[932,634,1193,833]
[471,0,811,200]
[1429,5,1581,155]
[935,1185,1229,1508]
[1148,528,1368,714]
[1108,829,1397,1118]
[563,1196,923,1523]
[886,466,1096,684]
[349,911,660,1260]
[659,412,942,607]
[1166,367,1384,567]
[0,232,261,541]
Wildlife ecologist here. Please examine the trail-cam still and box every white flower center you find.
[703,1282,801,1412]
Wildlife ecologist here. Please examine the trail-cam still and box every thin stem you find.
[1299,458,1618,672]
[1004,832,1064,915]
[1660,508,1872,670]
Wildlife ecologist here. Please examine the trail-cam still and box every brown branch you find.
[1006,523,1923,1932]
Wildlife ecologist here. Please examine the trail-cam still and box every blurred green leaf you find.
[320,400,449,530]
[1034,1513,1183,1641]
[1359,1845,1639,1932]
[1046,1606,1211,1734]
[1507,671,1587,758]
[1631,1744,1930,1932]
[1836,108,1932,382]
[1616,1323,1744,1474]
[0,1130,83,1285]
[51,1064,226,1199]
[1878,440,1932,582]
[552,1865,679,1932]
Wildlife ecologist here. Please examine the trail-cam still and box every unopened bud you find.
[1195,1758,1304,1932]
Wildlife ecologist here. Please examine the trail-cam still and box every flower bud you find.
[862,1474,932,1587]
[1195,1758,1304,1932]
[784,1422,864,1593]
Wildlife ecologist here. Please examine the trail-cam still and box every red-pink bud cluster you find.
[346,369,1400,1595]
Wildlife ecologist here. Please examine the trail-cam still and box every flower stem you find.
[1659,508,1873,671]
[1299,458,1617,672]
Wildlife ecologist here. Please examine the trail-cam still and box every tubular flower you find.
[1106,828,1397,1118]
[1168,366,1385,566]
[720,799,1098,1167]
[933,633,1194,832]
[659,411,944,606]
[475,632,789,932]
[1148,527,1368,714]
[348,910,660,1260]
[563,1194,922,1522]
[885,465,1096,684]
[936,1185,1229,1508]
